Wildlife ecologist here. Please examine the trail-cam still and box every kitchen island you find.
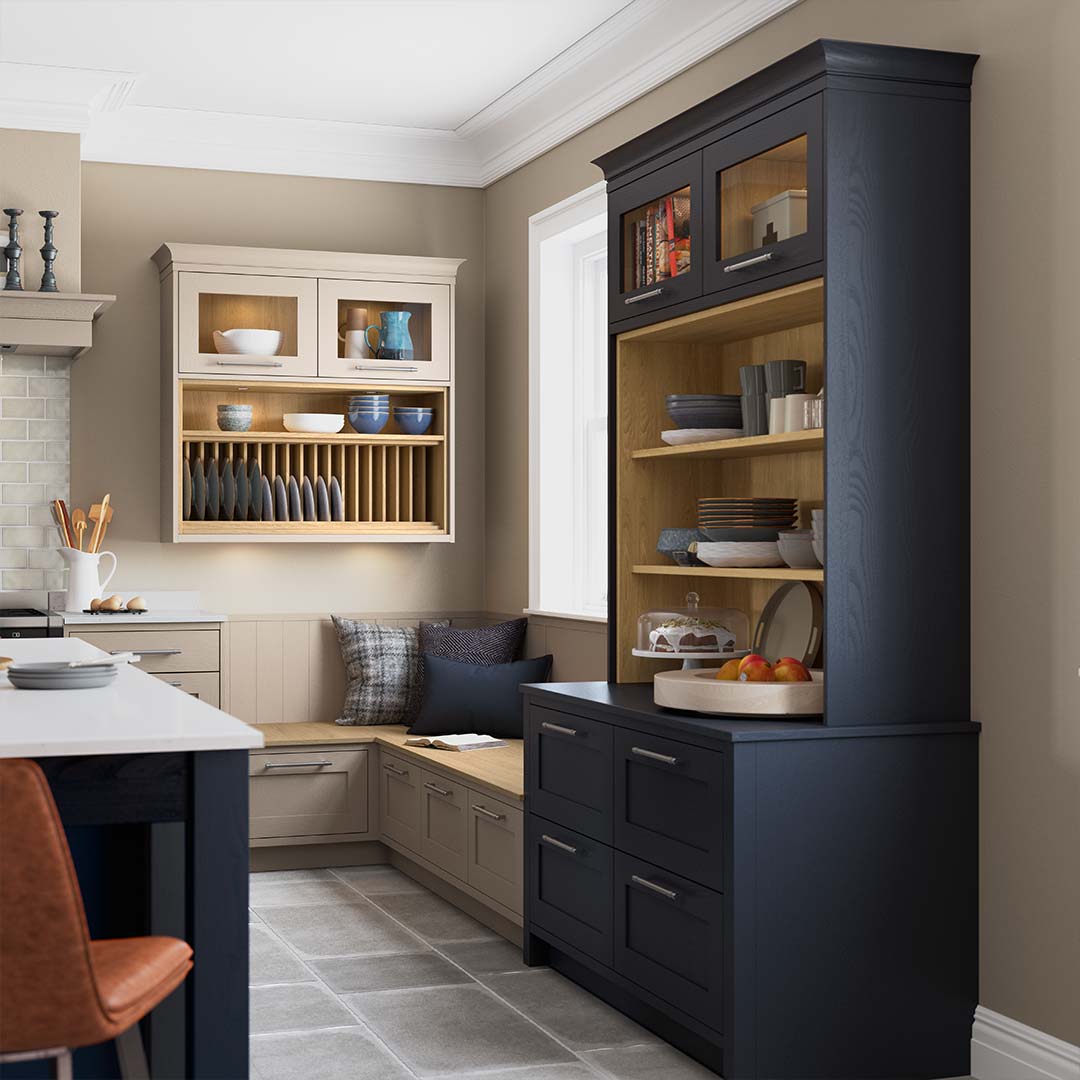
[0,638,262,1080]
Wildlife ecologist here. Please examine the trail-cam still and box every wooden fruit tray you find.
[653,668,823,716]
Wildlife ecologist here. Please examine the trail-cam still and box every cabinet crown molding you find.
[152,243,465,283]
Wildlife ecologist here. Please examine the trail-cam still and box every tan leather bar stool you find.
[0,759,193,1079]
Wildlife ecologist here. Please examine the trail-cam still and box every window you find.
[529,182,608,621]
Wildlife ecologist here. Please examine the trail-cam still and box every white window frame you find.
[527,181,609,624]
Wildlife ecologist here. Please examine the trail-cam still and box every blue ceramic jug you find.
[365,310,414,361]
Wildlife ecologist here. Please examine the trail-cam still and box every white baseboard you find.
[972,1007,1080,1080]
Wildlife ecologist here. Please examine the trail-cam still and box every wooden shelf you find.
[182,430,443,446]
[181,521,443,535]
[633,428,822,461]
[633,564,824,582]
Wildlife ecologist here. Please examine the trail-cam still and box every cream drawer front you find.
[178,271,318,378]
[467,791,523,915]
[152,670,220,707]
[379,750,422,852]
[419,768,468,881]
[70,629,219,673]
[250,750,368,839]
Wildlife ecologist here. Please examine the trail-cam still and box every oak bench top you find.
[251,722,524,801]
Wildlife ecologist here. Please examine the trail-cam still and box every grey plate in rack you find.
[182,458,192,521]
[192,458,205,521]
[329,476,343,521]
[288,476,301,522]
[316,476,329,521]
[302,476,315,522]
[235,458,249,521]
[275,475,288,521]
[205,456,218,520]
[261,476,274,523]
[221,459,235,521]
[248,460,262,521]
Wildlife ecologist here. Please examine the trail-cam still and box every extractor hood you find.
[0,291,115,359]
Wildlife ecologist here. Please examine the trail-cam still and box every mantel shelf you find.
[0,290,115,358]
[181,429,443,446]
[633,564,824,582]
[633,428,823,461]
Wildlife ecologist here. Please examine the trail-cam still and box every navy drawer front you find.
[613,729,725,890]
[613,851,724,1032]
[527,814,613,966]
[526,706,613,842]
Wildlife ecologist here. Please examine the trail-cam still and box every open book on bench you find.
[404,734,507,752]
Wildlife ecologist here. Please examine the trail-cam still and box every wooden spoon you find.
[88,494,111,554]
[71,508,87,551]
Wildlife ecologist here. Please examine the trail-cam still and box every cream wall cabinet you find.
[177,272,318,378]
[467,790,523,913]
[249,749,369,839]
[379,749,423,852]
[317,279,451,383]
[419,768,469,880]
[154,243,461,544]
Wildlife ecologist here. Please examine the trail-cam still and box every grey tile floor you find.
[249,867,975,1080]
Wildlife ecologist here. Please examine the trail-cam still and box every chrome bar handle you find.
[631,746,679,766]
[215,358,285,368]
[424,782,451,797]
[624,287,663,305]
[354,364,419,373]
[541,834,578,855]
[115,648,181,656]
[472,804,506,822]
[263,760,332,769]
[166,680,184,687]
[631,874,678,900]
[383,762,409,776]
[541,720,577,737]
[723,251,774,273]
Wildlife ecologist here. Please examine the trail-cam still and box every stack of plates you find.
[7,662,118,690]
[666,394,743,430]
[691,541,785,568]
[697,497,798,531]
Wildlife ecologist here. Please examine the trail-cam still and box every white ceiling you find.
[0,0,802,186]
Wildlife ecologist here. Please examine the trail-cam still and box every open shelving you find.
[615,277,825,681]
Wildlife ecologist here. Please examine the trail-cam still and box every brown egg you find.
[126,595,148,612]
[101,595,124,611]
[89,597,103,611]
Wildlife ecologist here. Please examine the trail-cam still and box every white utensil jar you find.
[59,547,117,612]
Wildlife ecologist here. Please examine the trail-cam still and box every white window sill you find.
[524,608,608,625]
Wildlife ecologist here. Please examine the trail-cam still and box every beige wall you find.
[0,128,81,292]
[78,163,484,614]
[483,0,1080,1046]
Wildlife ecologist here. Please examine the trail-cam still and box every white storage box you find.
[751,189,807,248]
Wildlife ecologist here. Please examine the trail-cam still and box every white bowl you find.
[692,541,784,568]
[777,534,821,568]
[812,537,825,565]
[213,328,283,356]
[660,428,744,446]
[282,413,345,434]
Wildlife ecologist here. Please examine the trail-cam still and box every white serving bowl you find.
[777,533,821,568]
[282,413,345,434]
[691,541,784,568]
[212,328,283,355]
[660,428,743,446]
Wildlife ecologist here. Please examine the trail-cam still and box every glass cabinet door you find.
[608,155,702,321]
[177,272,318,377]
[703,96,822,294]
[317,279,451,383]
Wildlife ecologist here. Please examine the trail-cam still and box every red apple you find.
[739,658,775,682]
[737,653,767,674]
[774,657,811,682]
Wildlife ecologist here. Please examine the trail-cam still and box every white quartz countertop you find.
[60,610,228,625]
[0,638,263,758]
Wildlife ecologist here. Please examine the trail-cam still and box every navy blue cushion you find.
[409,653,553,738]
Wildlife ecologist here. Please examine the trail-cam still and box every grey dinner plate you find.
[288,476,301,522]
[8,665,118,690]
[302,476,315,522]
[205,457,218,520]
[261,476,274,522]
[221,459,236,521]
[275,475,288,521]
[316,476,329,522]
[329,476,343,522]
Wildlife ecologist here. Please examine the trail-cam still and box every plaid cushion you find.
[420,617,527,666]
[333,617,421,725]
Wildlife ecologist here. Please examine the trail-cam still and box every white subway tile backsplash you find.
[28,419,68,440]
[0,462,28,483]
[1,355,44,375]
[1,442,45,461]
[2,569,45,590]
[28,377,69,398]
[1,354,70,590]
[3,398,44,419]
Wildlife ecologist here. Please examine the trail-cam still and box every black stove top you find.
[0,608,48,618]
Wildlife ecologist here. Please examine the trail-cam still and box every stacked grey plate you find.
[7,662,118,690]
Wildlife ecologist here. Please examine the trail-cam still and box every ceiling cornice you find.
[2,0,802,188]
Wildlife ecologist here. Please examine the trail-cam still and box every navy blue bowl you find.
[349,410,389,434]
[395,412,433,435]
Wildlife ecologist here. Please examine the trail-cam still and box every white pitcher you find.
[58,547,117,612]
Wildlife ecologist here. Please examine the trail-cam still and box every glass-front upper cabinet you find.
[608,155,703,320]
[317,279,451,383]
[703,96,822,294]
[177,272,318,377]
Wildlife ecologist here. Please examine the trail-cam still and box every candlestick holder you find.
[38,210,59,292]
[3,209,24,291]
